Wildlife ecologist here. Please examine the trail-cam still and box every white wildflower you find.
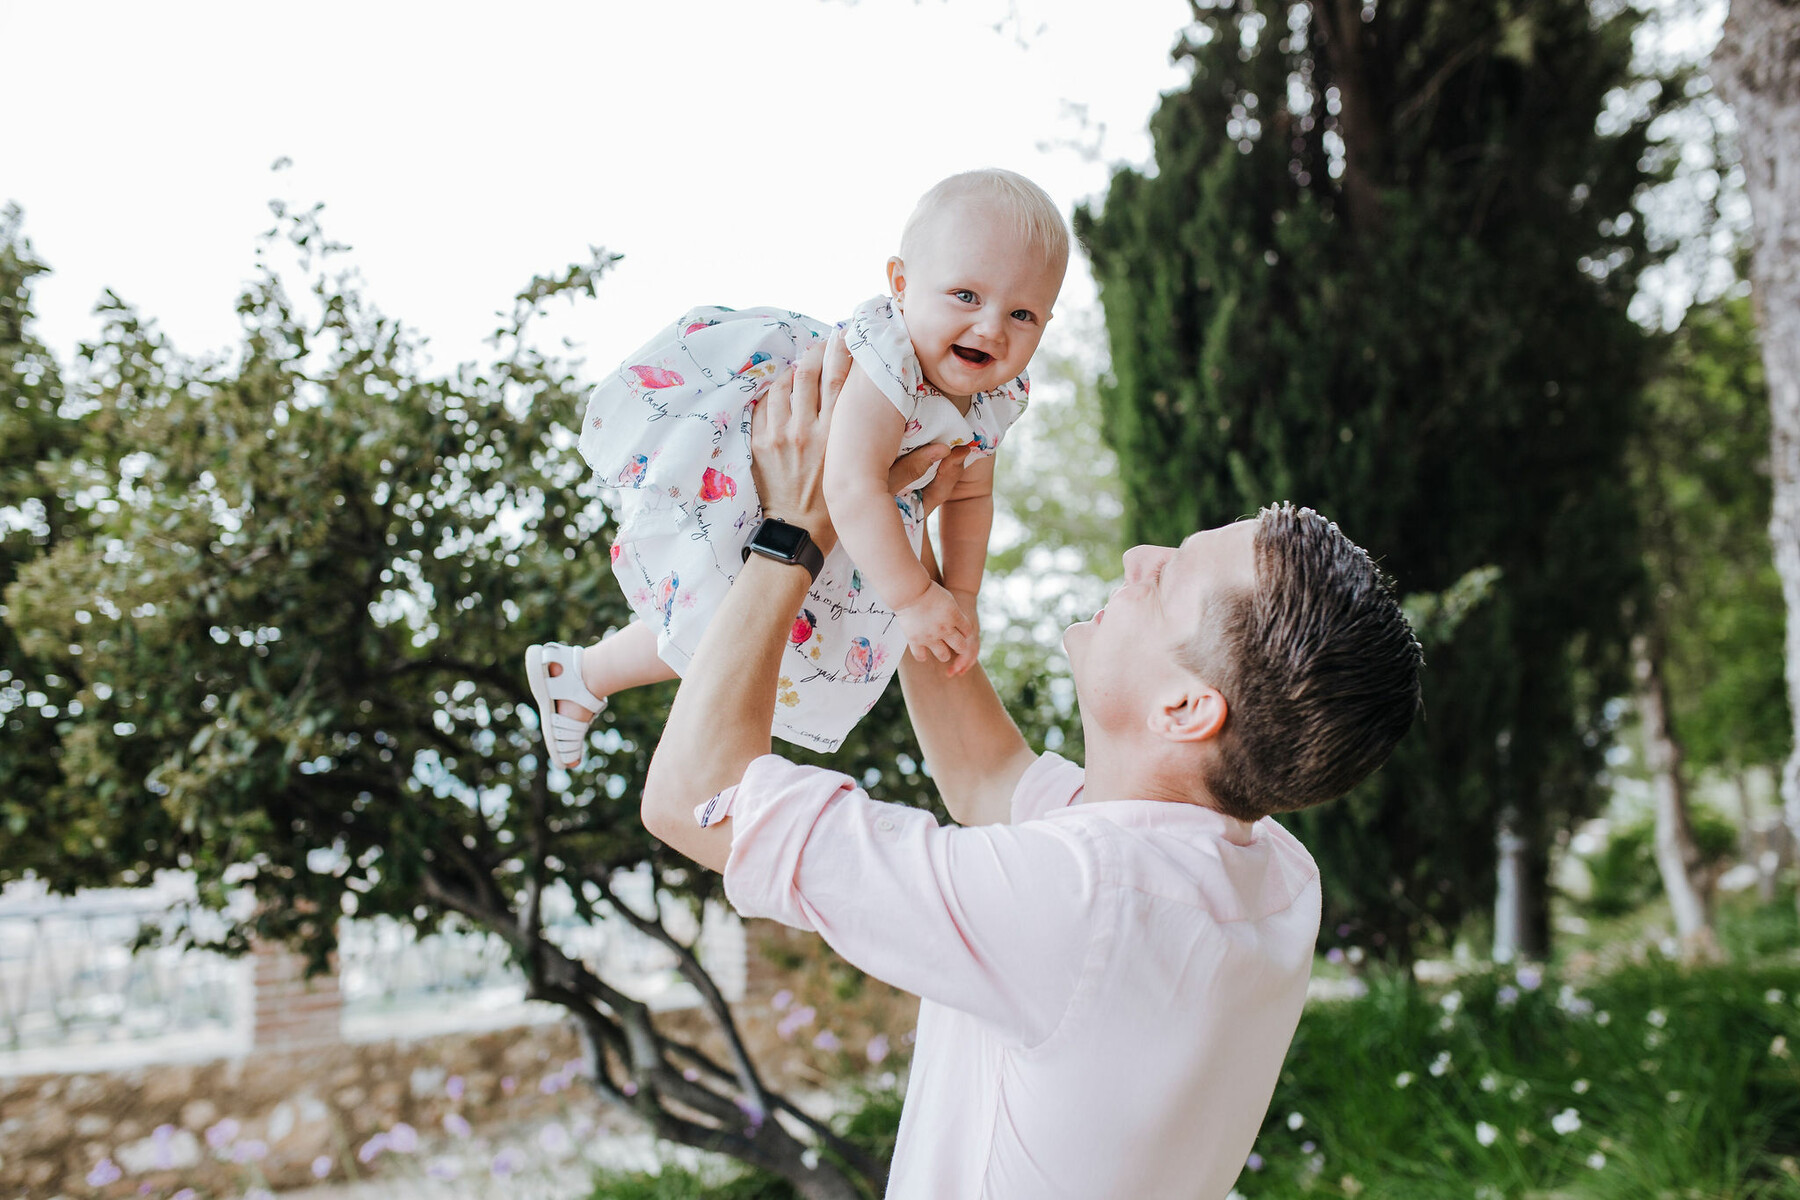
[1587,1152,1607,1169]
[1551,1108,1582,1135]
[1772,1036,1790,1060]
[1767,989,1787,1006]
[1440,990,1463,1014]
[1475,1121,1499,1147]
[1287,1111,1305,1130]
[1595,1010,1611,1026]
[1394,1071,1415,1089]
[1572,1079,1589,1094]
[1646,1007,1667,1028]
[1429,1051,1453,1078]
[1479,1072,1499,1093]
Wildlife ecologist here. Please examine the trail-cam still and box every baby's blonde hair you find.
[899,168,1071,277]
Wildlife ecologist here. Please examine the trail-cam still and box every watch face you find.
[757,521,808,557]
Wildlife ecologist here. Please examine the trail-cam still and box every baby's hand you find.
[895,582,975,670]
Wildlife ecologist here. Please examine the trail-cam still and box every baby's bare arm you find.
[822,367,933,609]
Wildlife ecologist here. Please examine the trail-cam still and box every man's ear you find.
[885,256,906,304]
[1147,682,1228,745]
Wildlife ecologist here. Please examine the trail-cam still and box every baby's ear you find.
[885,256,907,303]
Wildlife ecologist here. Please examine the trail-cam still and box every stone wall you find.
[0,919,920,1198]
[0,1021,587,1198]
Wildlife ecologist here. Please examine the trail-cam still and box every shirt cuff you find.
[695,788,735,829]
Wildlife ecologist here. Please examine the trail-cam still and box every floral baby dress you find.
[578,295,1028,751]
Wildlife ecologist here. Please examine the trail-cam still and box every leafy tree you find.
[1628,294,1786,955]
[1641,296,1787,781]
[0,204,85,876]
[0,204,924,1199]
[1077,0,1665,960]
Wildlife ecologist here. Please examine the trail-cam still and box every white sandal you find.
[524,642,608,768]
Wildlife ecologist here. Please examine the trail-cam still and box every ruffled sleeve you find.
[843,295,922,423]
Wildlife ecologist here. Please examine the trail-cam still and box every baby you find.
[527,169,1069,766]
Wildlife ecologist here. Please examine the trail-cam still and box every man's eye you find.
[953,290,976,303]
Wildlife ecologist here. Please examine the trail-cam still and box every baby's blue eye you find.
[953,289,976,303]
[1011,309,1037,323]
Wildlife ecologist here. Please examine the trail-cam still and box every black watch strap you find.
[741,518,825,583]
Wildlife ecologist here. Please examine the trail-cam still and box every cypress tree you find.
[1078,0,1664,959]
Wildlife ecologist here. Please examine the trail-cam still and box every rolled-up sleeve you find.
[717,754,1098,1045]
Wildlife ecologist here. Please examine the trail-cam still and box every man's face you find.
[1064,520,1258,728]
[889,202,1062,399]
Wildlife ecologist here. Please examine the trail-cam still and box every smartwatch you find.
[742,517,825,583]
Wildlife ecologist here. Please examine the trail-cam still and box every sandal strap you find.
[541,643,609,714]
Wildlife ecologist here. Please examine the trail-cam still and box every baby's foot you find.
[545,650,607,724]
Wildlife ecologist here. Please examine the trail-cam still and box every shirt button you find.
[875,816,896,834]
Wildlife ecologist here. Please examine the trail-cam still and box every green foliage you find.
[1582,809,1740,918]
[0,203,85,875]
[1077,0,1669,958]
[1242,961,1800,1198]
[589,1083,906,1200]
[1634,295,1789,774]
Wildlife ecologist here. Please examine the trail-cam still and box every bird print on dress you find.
[699,467,736,502]
[615,454,651,488]
[845,636,887,683]
[654,572,680,625]
[629,365,685,389]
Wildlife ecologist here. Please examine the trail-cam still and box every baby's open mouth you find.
[951,345,993,367]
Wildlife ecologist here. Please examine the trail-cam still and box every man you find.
[641,337,1423,1198]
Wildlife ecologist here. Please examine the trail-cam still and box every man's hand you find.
[751,337,841,555]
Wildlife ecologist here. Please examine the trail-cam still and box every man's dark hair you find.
[1178,504,1423,822]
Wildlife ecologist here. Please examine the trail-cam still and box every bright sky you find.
[2,0,1193,374]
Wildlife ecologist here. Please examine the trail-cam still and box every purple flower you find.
[204,1117,240,1150]
[813,1030,842,1052]
[444,1113,473,1139]
[86,1158,123,1187]
[446,1074,466,1101]
[387,1123,419,1154]
[491,1147,524,1178]
[232,1139,269,1163]
[311,1155,333,1179]
[427,1157,462,1180]
[902,1028,917,1045]
[866,1034,891,1065]
[771,989,794,1011]
[1302,1140,1316,1154]
[1246,1153,1264,1172]
[1497,985,1520,1007]
[1326,948,1346,965]
[622,1080,639,1097]
[682,1067,701,1082]
[540,1073,565,1095]
[151,1124,177,1170]
[776,1004,818,1041]
[1516,965,1544,992]
[358,1133,389,1164]
[1337,923,1353,938]
[173,1192,196,1200]
[501,1075,518,1095]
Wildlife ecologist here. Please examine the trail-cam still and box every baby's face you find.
[888,203,1064,399]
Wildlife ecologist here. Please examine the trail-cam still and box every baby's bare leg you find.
[548,621,677,721]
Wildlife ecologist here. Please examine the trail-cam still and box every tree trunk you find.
[1632,634,1724,962]
[1715,0,1800,923]
[1493,808,1528,963]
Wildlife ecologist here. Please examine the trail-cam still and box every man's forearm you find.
[641,557,813,869]
[897,530,1035,827]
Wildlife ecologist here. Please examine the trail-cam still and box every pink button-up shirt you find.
[707,751,1321,1199]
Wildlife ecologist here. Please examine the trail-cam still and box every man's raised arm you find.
[897,526,1037,827]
